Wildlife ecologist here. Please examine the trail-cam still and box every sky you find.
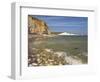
[31,15,88,35]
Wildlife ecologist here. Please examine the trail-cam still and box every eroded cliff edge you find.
[28,15,51,35]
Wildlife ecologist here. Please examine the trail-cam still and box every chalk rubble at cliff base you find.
[28,48,83,66]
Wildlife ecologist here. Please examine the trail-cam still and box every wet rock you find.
[28,48,83,66]
[32,63,38,66]
[65,56,82,64]
[44,49,53,53]
[54,51,67,57]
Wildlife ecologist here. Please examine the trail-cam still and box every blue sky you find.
[31,15,88,35]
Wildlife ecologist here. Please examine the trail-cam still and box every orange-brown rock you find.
[28,15,51,35]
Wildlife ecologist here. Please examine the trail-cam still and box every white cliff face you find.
[58,32,77,36]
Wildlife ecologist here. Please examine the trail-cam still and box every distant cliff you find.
[28,15,51,35]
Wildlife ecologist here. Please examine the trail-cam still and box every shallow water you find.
[28,35,88,64]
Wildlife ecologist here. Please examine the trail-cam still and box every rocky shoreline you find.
[28,48,83,66]
[28,16,87,66]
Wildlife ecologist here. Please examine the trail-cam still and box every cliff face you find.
[28,15,51,35]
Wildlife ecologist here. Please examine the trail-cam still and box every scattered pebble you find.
[28,48,82,66]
